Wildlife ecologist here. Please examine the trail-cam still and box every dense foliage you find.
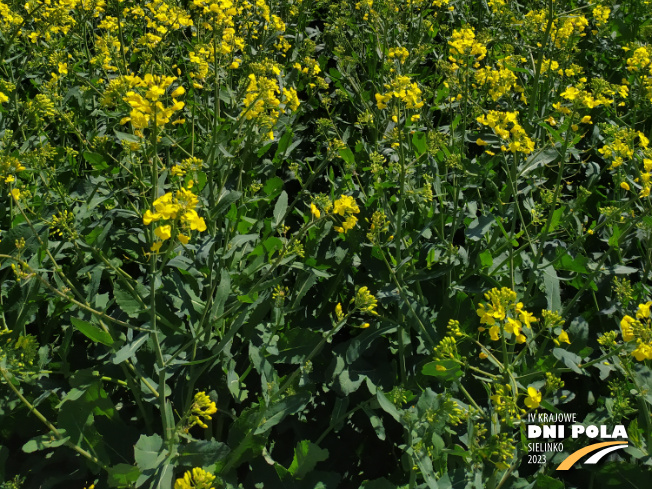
[1,0,652,487]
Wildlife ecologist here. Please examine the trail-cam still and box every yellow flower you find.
[184,210,207,232]
[0,92,9,103]
[476,138,488,146]
[310,203,321,219]
[620,182,630,191]
[174,467,216,489]
[178,233,190,245]
[557,331,571,344]
[187,391,217,430]
[10,188,20,200]
[632,341,652,362]
[154,225,172,241]
[524,387,542,409]
[151,241,163,252]
[335,302,344,321]
[170,86,185,98]
[636,301,652,319]
[489,325,500,341]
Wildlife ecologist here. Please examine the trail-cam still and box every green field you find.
[1,0,652,487]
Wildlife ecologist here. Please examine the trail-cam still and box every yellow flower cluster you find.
[171,157,203,177]
[487,0,506,13]
[447,27,487,68]
[240,74,300,139]
[476,287,537,343]
[333,194,360,234]
[119,75,185,131]
[388,47,409,65]
[0,1,23,34]
[592,5,611,27]
[598,127,650,195]
[476,111,535,155]
[620,302,652,361]
[474,65,519,101]
[1,156,26,185]
[186,391,218,430]
[552,15,588,48]
[625,47,652,102]
[626,46,651,73]
[523,10,587,49]
[375,75,424,110]
[558,85,611,109]
[143,188,207,251]
[354,286,379,315]
[23,0,79,43]
[490,384,525,423]
[122,0,193,48]
[175,467,216,489]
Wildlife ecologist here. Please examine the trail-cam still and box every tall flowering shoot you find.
[476,287,537,343]
[476,111,535,155]
[620,302,652,361]
[143,187,207,251]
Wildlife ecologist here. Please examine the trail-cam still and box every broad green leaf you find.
[479,250,493,268]
[177,440,231,467]
[255,391,311,434]
[288,440,329,479]
[111,332,149,364]
[107,464,140,488]
[422,360,463,381]
[113,281,148,318]
[273,190,288,228]
[71,317,114,346]
[465,214,494,242]
[134,434,166,471]
[83,151,108,170]
[23,432,69,453]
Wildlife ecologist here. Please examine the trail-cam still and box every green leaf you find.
[273,190,288,228]
[412,131,427,155]
[276,328,322,364]
[107,464,140,488]
[177,440,231,467]
[552,348,584,375]
[111,332,148,364]
[71,317,114,346]
[465,214,494,242]
[534,474,564,489]
[255,391,311,434]
[113,281,148,318]
[263,176,283,196]
[288,440,329,480]
[134,434,166,471]
[479,250,493,268]
[338,147,355,165]
[114,130,141,144]
[83,151,108,170]
[609,224,622,247]
[541,262,561,312]
[549,206,566,233]
[422,360,463,381]
[23,432,70,453]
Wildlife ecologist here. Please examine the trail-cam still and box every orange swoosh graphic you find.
[556,441,628,470]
